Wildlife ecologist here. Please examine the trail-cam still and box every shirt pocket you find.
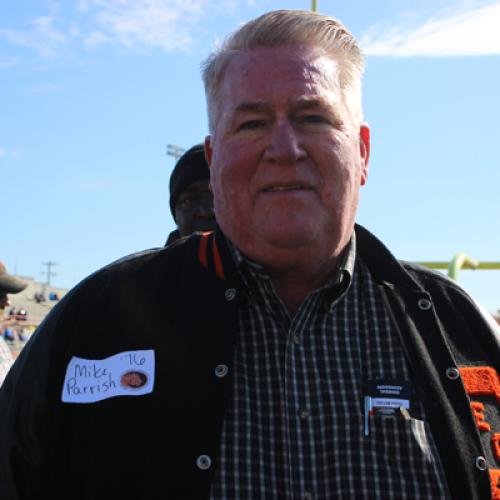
[368,414,434,465]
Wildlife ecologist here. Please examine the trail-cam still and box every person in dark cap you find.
[0,261,27,385]
[166,143,215,244]
[0,261,27,296]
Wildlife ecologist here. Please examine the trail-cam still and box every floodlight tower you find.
[166,144,185,162]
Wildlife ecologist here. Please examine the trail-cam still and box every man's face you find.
[174,179,215,237]
[205,45,369,266]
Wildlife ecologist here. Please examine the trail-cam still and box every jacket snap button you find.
[225,288,236,301]
[475,456,487,471]
[417,298,432,310]
[215,364,229,378]
[446,367,460,380]
[196,454,212,470]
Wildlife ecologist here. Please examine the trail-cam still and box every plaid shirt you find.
[210,236,451,499]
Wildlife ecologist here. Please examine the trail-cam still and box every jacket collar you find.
[197,223,426,295]
[355,224,427,293]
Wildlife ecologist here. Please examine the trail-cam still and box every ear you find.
[359,124,370,186]
[204,136,214,193]
[204,136,213,168]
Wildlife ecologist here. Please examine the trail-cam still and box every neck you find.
[227,228,354,314]
[266,256,340,315]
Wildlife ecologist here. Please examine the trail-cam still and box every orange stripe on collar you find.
[212,237,225,280]
[198,232,210,269]
[459,366,500,405]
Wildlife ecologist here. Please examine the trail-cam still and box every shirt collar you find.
[226,232,356,294]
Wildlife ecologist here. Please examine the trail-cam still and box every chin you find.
[193,222,216,233]
[259,215,320,242]
[258,227,319,250]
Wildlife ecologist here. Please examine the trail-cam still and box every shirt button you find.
[214,364,229,378]
[299,409,310,420]
[304,492,313,500]
[417,298,432,310]
[292,334,301,345]
[225,288,236,301]
[475,456,487,471]
[196,454,212,470]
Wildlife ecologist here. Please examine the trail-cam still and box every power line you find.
[41,261,57,288]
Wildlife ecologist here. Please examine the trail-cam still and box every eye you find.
[178,197,193,208]
[239,119,266,131]
[299,114,329,124]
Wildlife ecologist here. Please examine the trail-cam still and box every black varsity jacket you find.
[0,225,498,500]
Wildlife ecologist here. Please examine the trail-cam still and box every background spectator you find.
[166,143,215,244]
[0,261,27,385]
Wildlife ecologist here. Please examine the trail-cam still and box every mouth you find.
[262,184,310,193]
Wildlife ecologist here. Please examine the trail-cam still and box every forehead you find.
[182,179,210,193]
[218,45,342,112]
[178,179,210,199]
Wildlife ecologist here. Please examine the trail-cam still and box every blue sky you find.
[1,0,499,313]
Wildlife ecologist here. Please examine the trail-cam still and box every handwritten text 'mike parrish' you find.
[65,363,116,396]
[61,350,155,403]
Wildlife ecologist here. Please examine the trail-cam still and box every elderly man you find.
[0,10,499,500]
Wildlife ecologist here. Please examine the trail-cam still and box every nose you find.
[196,192,215,218]
[263,119,306,165]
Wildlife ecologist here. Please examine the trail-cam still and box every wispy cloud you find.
[0,56,19,69]
[26,82,62,94]
[0,16,68,58]
[361,1,500,57]
[0,148,19,160]
[87,0,207,52]
[0,0,234,57]
[84,31,108,48]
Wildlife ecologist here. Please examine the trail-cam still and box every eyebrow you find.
[290,96,331,111]
[291,96,344,125]
[233,97,328,114]
[233,101,274,115]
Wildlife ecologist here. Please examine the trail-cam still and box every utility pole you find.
[41,261,57,295]
[166,144,185,162]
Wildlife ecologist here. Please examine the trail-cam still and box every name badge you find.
[366,380,411,412]
[61,350,155,403]
[364,379,412,436]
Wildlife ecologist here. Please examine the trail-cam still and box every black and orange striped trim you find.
[197,231,226,280]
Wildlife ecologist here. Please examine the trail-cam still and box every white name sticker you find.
[61,350,155,403]
[370,397,410,409]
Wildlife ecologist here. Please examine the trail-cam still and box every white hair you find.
[201,9,366,134]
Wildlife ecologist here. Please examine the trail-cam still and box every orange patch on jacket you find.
[460,366,500,405]
[470,401,492,431]
[459,366,500,499]
[490,469,500,500]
